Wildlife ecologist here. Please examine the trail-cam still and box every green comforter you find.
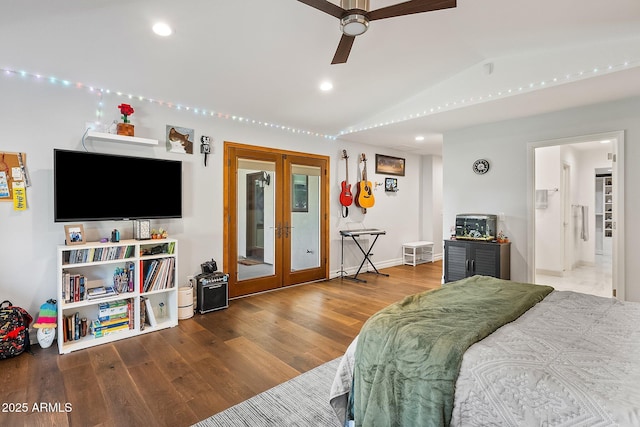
[353,275,553,427]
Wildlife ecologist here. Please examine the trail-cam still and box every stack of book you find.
[141,258,175,292]
[86,285,117,300]
[91,299,133,338]
[62,273,87,303]
[63,245,136,264]
[63,312,85,342]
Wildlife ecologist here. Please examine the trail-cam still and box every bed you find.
[329,275,640,426]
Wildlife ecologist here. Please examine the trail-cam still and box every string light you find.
[0,66,336,140]
[2,58,637,140]
[339,57,639,136]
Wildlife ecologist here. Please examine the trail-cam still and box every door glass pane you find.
[237,159,276,280]
[290,164,321,272]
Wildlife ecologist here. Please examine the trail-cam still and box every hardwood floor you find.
[0,262,443,427]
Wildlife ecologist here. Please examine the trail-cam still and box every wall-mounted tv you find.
[54,149,182,222]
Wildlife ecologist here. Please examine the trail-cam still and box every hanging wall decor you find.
[375,154,405,176]
[0,151,29,210]
[385,177,398,192]
[166,125,194,154]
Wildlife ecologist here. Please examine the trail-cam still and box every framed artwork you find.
[292,174,308,212]
[375,154,405,176]
[385,177,398,192]
[64,224,86,245]
[166,125,194,154]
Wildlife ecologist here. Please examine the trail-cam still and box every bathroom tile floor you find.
[536,255,613,298]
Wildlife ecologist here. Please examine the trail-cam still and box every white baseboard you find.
[332,255,442,279]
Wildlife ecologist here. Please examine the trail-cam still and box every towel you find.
[535,190,548,209]
[581,205,589,241]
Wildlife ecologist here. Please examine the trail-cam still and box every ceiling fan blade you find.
[331,34,356,64]
[368,0,456,21]
[297,0,346,18]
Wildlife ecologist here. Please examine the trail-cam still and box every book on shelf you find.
[63,245,136,265]
[144,297,157,327]
[79,276,85,301]
[143,260,159,292]
[127,261,135,292]
[97,299,130,321]
[91,320,130,338]
[63,312,83,342]
[62,273,90,303]
[139,297,147,331]
[141,258,175,292]
[86,285,117,300]
[91,318,129,331]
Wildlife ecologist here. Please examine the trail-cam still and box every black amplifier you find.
[196,272,229,314]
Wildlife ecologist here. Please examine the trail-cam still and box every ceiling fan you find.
[298,0,457,64]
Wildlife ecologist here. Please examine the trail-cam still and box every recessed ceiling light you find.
[415,136,425,141]
[152,22,173,37]
[319,81,333,92]
[600,139,611,144]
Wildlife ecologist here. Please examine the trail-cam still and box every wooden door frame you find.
[223,141,330,298]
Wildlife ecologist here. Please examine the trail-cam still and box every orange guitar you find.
[355,153,375,211]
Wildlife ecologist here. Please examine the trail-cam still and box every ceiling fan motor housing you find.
[341,0,369,11]
[340,0,370,36]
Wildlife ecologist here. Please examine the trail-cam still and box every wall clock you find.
[473,159,490,175]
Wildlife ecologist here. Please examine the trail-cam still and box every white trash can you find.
[178,285,194,320]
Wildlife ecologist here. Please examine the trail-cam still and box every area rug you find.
[192,358,342,427]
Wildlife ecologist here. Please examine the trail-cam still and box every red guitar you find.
[355,153,375,212]
[339,150,353,210]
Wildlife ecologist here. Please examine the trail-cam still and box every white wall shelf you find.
[87,131,158,146]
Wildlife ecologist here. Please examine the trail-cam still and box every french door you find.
[223,142,329,298]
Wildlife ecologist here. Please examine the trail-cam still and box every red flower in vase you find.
[118,104,135,123]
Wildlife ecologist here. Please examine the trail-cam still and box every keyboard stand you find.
[339,229,389,283]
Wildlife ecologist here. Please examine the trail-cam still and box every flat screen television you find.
[54,149,182,222]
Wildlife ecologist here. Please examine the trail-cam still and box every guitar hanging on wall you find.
[355,153,375,213]
[339,150,353,217]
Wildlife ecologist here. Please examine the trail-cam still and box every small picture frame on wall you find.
[385,177,398,192]
[166,125,195,154]
[375,154,405,176]
[64,224,86,245]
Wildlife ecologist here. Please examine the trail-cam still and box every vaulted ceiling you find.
[2,0,640,154]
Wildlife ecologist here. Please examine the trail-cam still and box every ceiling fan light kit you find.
[298,0,457,64]
[341,14,369,36]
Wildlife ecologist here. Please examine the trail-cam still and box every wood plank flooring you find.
[0,262,442,427]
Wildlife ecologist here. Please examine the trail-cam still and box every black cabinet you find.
[444,240,510,283]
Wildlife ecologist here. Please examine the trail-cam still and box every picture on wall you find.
[375,154,405,176]
[166,125,194,154]
[385,177,398,192]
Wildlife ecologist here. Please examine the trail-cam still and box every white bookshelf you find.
[56,238,178,354]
